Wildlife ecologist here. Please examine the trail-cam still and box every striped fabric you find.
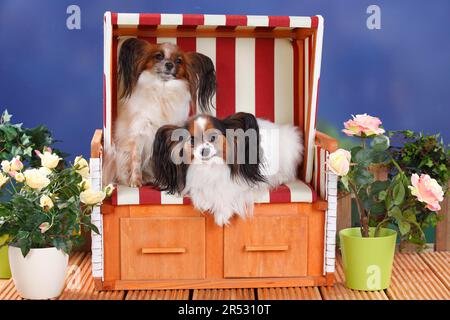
[103,12,325,205]
[103,12,323,185]
[111,179,316,206]
[313,145,329,200]
[111,13,319,29]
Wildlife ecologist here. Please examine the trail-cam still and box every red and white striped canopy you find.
[103,12,324,203]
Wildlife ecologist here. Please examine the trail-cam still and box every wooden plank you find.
[0,279,22,300]
[91,129,103,158]
[320,255,388,300]
[337,193,352,234]
[193,288,255,300]
[257,287,322,300]
[114,275,326,290]
[125,289,190,300]
[0,280,9,292]
[436,181,450,251]
[59,253,125,300]
[419,251,450,290]
[387,253,450,300]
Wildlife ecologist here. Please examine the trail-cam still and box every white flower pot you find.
[8,246,68,299]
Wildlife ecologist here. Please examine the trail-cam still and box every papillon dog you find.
[104,38,216,187]
[151,112,304,226]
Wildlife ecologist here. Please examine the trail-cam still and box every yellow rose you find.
[23,169,51,190]
[80,189,106,205]
[39,195,54,211]
[14,172,25,183]
[74,156,89,179]
[328,149,352,176]
[39,151,61,169]
[79,178,91,191]
[0,173,9,188]
[1,160,11,173]
[104,184,115,197]
[38,167,52,177]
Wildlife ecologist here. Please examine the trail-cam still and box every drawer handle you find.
[142,247,186,254]
[244,245,289,252]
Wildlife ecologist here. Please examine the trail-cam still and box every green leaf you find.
[354,149,372,167]
[378,190,387,201]
[10,146,22,157]
[371,180,390,195]
[393,183,405,206]
[370,202,386,215]
[1,125,17,140]
[353,167,374,185]
[23,147,33,157]
[20,134,31,145]
[16,231,29,240]
[340,175,350,191]
[370,150,390,164]
[398,221,411,236]
[371,135,390,151]
[1,110,12,123]
[388,206,402,219]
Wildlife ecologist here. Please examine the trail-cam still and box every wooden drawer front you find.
[224,216,307,278]
[120,217,205,280]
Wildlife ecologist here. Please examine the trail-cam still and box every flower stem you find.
[349,180,370,237]
[375,218,391,237]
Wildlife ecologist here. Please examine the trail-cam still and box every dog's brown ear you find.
[184,52,216,113]
[222,113,266,186]
[151,125,189,194]
[118,38,152,99]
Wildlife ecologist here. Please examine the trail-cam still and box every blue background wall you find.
[0,0,449,158]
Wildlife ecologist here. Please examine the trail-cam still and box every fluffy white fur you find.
[183,119,304,226]
[105,71,190,186]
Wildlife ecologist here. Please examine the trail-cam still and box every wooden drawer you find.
[224,216,307,278]
[120,217,205,280]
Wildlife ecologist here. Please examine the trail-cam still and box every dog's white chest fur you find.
[113,71,191,185]
[184,159,254,226]
[118,71,190,131]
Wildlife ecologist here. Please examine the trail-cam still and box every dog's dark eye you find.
[154,53,164,61]
[209,135,216,143]
[175,57,182,65]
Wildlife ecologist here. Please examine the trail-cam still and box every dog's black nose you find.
[165,62,174,70]
[201,147,210,158]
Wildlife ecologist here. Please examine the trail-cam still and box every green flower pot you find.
[0,235,11,279]
[339,227,397,291]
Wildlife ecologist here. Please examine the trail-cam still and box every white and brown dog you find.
[151,113,304,226]
[104,38,216,187]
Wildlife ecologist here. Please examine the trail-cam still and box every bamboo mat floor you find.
[0,251,448,300]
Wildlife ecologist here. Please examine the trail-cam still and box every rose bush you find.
[0,149,113,256]
[330,114,444,241]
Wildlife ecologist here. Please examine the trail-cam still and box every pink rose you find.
[10,156,23,171]
[39,222,51,234]
[342,114,385,137]
[409,174,444,211]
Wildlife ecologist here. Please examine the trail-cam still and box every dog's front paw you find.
[129,176,143,188]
